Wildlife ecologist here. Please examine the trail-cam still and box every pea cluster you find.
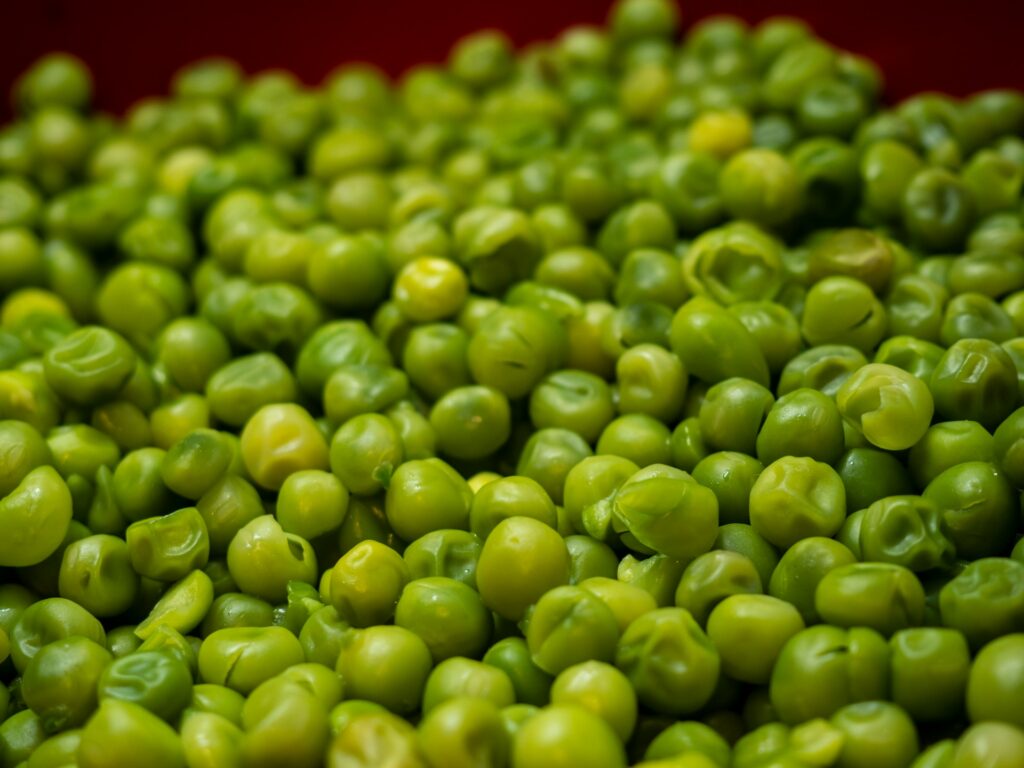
[1,0,1023,766]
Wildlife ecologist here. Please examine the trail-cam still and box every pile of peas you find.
[0,0,1023,766]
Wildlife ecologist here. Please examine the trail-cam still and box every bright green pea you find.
[336,625,433,715]
[707,594,804,685]
[394,577,490,663]
[615,607,720,717]
[135,570,214,641]
[476,516,570,622]
[241,403,329,491]
[835,363,934,451]
[749,456,845,549]
[0,465,72,568]
[277,469,349,541]
[727,301,803,375]
[609,464,718,560]
[329,540,409,627]
[470,475,557,539]
[330,413,404,496]
[828,701,919,768]
[756,388,844,465]
[227,515,318,603]
[430,385,511,461]
[801,276,887,353]
[526,585,620,675]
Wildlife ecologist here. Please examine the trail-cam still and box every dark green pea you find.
[790,137,860,225]
[908,421,995,489]
[727,301,803,375]
[196,475,264,556]
[110,447,173,523]
[992,405,1024,489]
[670,297,770,387]
[91,400,153,452]
[295,321,391,401]
[674,550,762,626]
[528,370,615,444]
[769,625,889,724]
[713,523,779,589]
[200,593,275,636]
[481,636,552,707]
[873,336,944,383]
[940,292,1016,345]
[692,452,763,525]
[929,338,1020,429]
[948,251,1024,300]
[777,344,867,397]
[890,627,969,723]
[516,428,593,506]
[10,597,106,673]
[815,562,925,636]
[807,228,894,293]
[386,400,436,461]
[885,274,949,344]
[796,78,866,137]
[230,282,322,355]
[836,448,915,514]
[670,417,708,473]
[901,168,975,252]
[337,494,401,554]
[939,557,1024,649]
[403,529,481,588]
[97,651,193,723]
[126,506,209,582]
[427,385,510,461]
[768,536,857,623]
[923,461,1017,560]
[23,635,111,734]
[756,388,844,466]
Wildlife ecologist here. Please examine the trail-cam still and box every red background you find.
[2,0,1023,116]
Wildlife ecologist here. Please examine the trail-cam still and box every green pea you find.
[42,325,136,406]
[97,650,193,722]
[675,550,763,626]
[692,452,762,525]
[770,625,889,724]
[10,597,106,673]
[698,377,774,455]
[294,320,392,400]
[199,626,304,695]
[952,723,1024,768]
[241,403,329,491]
[403,528,481,588]
[470,475,557,539]
[706,594,804,686]
[430,385,511,461]
[275,469,349,541]
[526,585,619,675]
[529,369,615,443]
[58,534,138,617]
[476,516,570,622]
[939,557,1024,649]
[815,562,925,636]
[801,276,887,353]
[609,464,718,559]
[400,324,471,402]
[514,428,592,506]
[768,536,857,623]
[323,364,409,425]
[0,419,51,497]
[902,168,975,252]
[96,263,188,348]
[330,413,404,496]
[78,700,185,768]
[929,339,1020,429]
[0,710,47,766]
[336,625,433,714]
[719,148,802,228]
[923,461,1017,559]
[0,466,72,568]
[890,627,970,723]
[597,414,673,467]
[227,515,318,603]
[201,592,274,636]
[135,570,214,641]
[749,456,845,549]
[828,701,919,768]
[670,297,770,387]
[682,222,783,306]
[727,301,803,376]
[329,540,409,627]
[23,636,111,733]
[645,719,731,765]
[196,475,264,555]
[615,607,720,716]
[418,696,508,768]
[126,506,209,582]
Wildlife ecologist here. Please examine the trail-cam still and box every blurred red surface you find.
[2,0,1023,115]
